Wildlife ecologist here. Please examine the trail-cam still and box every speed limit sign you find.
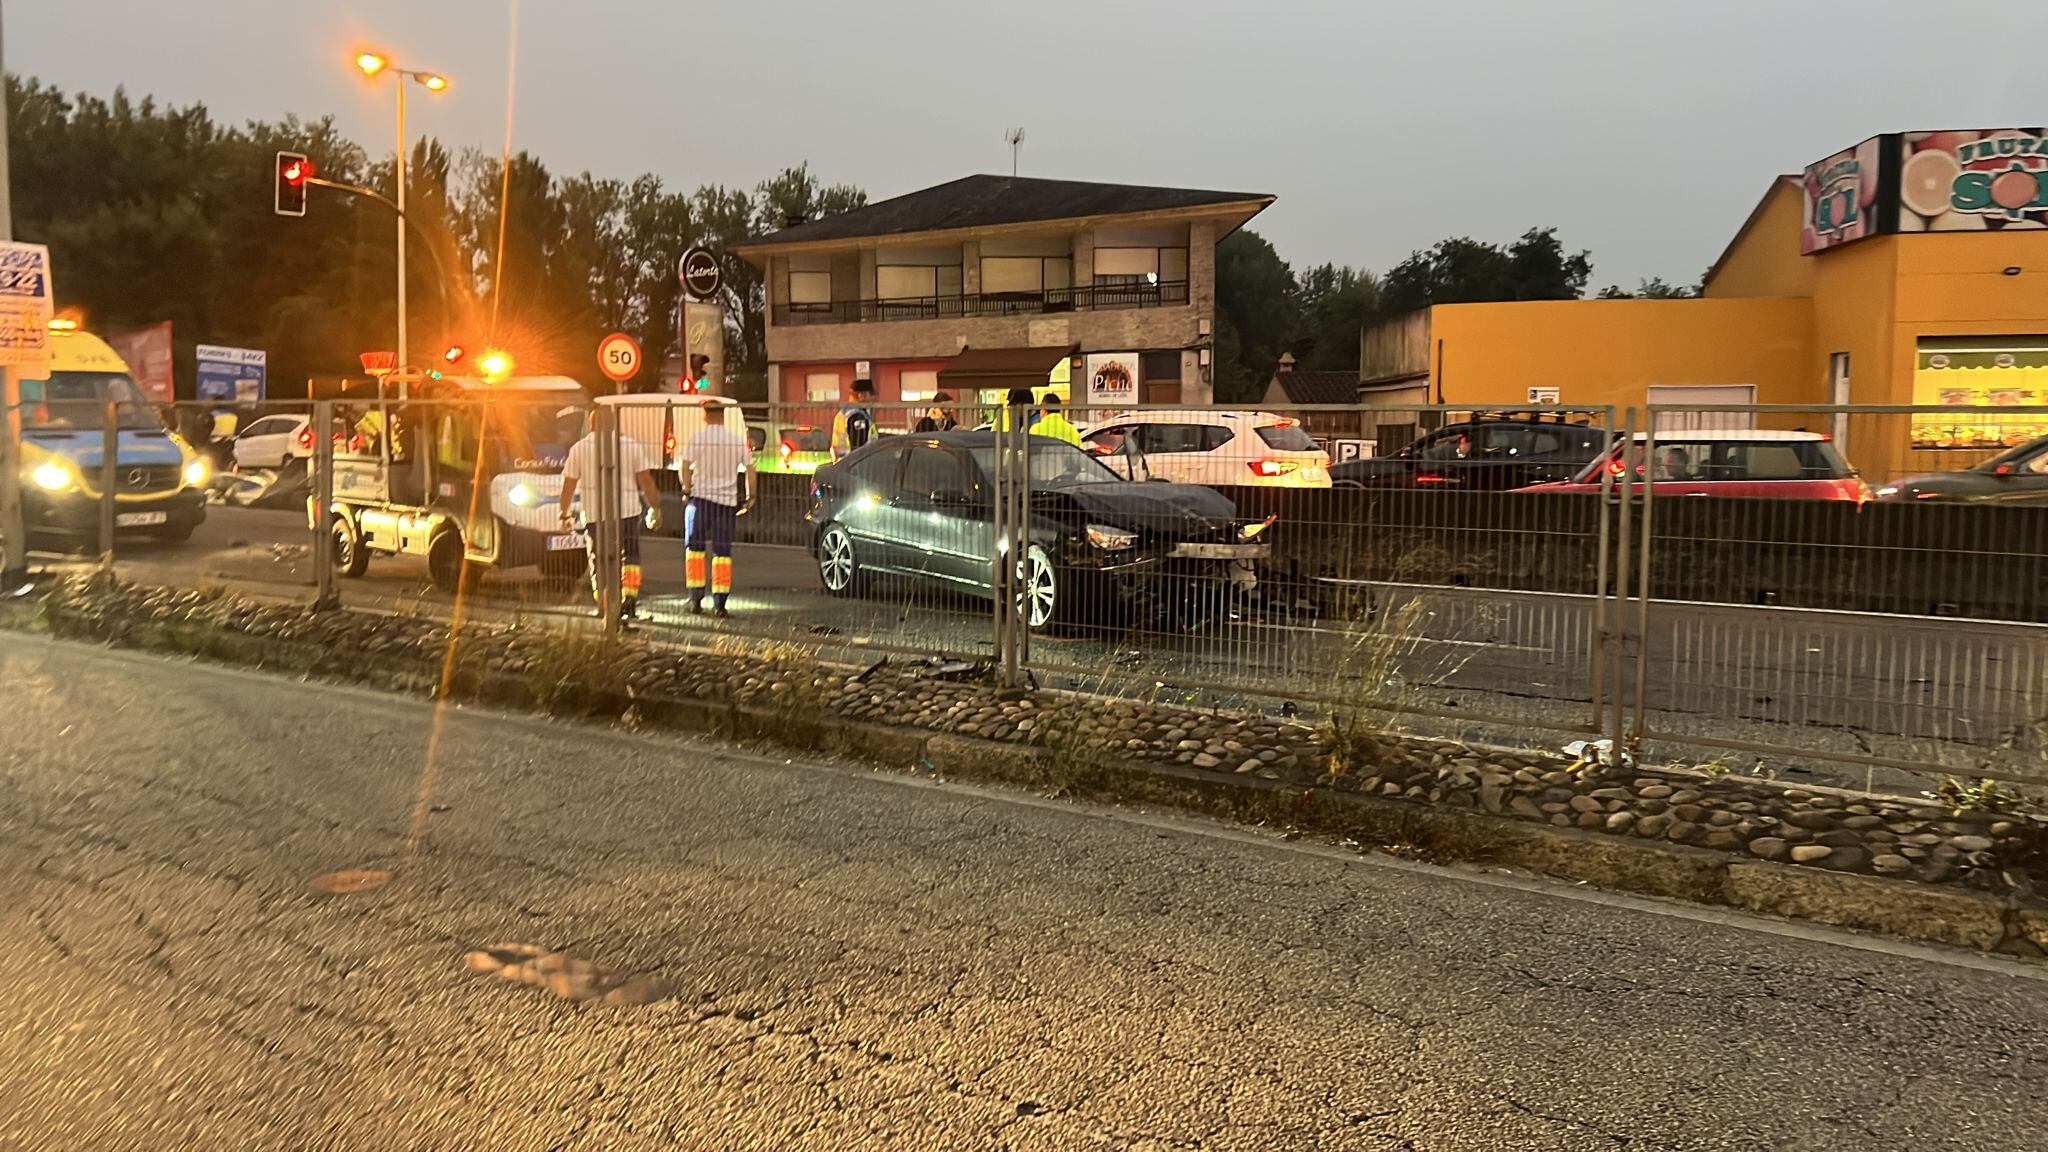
[597,332,641,383]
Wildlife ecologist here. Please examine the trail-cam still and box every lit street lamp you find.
[354,51,449,385]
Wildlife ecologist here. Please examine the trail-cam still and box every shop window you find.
[805,373,841,402]
[900,369,939,403]
[1141,351,1181,382]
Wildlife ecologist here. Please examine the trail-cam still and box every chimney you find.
[1277,352,1297,374]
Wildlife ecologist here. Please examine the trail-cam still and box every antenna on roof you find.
[1004,127,1025,177]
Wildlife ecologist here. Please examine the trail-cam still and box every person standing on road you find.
[557,409,663,619]
[680,399,757,618]
[1032,393,1082,447]
[831,378,875,461]
[914,391,958,434]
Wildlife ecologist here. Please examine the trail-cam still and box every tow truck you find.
[315,372,591,590]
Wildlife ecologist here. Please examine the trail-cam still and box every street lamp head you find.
[418,73,449,92]
[355,52,389,77]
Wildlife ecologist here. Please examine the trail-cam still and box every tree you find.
[1597,277,1697,300]
[1212,230,1297,403]
[1378,227,1591,315]
[1291,263,1380,372]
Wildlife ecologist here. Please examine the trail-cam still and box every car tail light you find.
[1996,463,2014,475]
[1273,418,1297,428]
[663,431,677,461]
[1607,459,1627,476]
[781,439,796,459]
[1248,459,1299,477]
[297,426,315,451]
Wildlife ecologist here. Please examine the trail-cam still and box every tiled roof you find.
[1270,370,1361,405]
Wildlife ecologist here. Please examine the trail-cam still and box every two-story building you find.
[734,174,1273,426]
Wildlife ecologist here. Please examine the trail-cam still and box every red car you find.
[1520,430,1869,501]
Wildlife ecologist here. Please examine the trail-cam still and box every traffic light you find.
[275,151,313,217]
[689,353,710,392]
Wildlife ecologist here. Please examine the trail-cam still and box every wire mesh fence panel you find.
[1628,403,2048,790]
[990,401,1622,741]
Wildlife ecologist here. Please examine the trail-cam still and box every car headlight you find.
[1237,516,1276,541]
[1875,485,1900,499]
[182,458,209,487]
[508,482,537,507]
[1086,523,1137,551]
[31,462,72,492]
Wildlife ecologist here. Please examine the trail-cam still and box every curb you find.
[8,596,2042,959]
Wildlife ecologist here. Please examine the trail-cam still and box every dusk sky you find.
[10,0,2046,288]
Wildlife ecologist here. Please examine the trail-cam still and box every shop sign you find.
[1899,129,2048,231]
[1084,352,1138,406]
[1801,137,1883,254]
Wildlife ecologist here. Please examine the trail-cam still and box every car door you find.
[895,442,985,588]
[1129,423,1210,484]
[1082,424,1139,479]
[1984,441,2048,504]
[840,445,910,573]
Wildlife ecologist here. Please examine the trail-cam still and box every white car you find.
[232,415,314,471]
[1080,410,1332,488]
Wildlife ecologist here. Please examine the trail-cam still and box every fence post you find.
[98,396,118,566]
[1608,407,1637,753]
[1588,404,1615,734]
[593,402,622,635]
[312,400,338,611]
[1631,414,1657,746]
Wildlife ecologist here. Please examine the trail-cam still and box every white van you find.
[593,394,753,535]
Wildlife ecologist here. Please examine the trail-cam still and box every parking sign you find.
[0,243,54,378]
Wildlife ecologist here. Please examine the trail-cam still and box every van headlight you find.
[31,462,73,492]
[1237,516,1276,541]
[1086,523,1137,551]
[182,458,209,487]
[508,482,537,507]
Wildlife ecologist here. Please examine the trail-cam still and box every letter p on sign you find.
[598,332,642,384]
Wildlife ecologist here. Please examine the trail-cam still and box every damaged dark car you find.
[806,432,1272,631]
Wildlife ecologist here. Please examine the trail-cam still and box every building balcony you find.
[772,280,1190,327]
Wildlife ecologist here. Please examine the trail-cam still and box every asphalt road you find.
[65,505,2048,793]
[2,632,2046,1150]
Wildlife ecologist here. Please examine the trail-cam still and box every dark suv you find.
[1330,417,1611,491]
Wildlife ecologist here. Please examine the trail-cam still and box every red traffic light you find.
[283,158,312,185]
[275,151,312,217]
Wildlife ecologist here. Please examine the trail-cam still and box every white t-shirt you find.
[561,433,656,518]
[682,425,751,506]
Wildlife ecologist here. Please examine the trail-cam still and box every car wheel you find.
[1020,544,1069,632]
[817,523,861,596]
[331,512,370,577]
[426,529,471,593]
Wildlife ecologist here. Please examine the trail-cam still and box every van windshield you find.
[21,371,163,431]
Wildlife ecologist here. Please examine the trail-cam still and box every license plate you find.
[1171,542,1269,560]
[544,533,584,551]
[116,511,169,527]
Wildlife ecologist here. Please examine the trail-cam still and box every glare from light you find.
[508,483,536,507]
[31,462,70,491]
[46,317,79,331]
[419,73,449,92]
[355,53,389,77]
[182,458,209,487]
[478,350,514,381]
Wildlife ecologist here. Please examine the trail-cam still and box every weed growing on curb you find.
[1316,600,1433,779]
[523,624,633,715]
[1931,775,2040,817]
[1033,704,1113,799]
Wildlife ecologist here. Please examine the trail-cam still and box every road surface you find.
[1,632,2044,1150]
[63,505,2048,793]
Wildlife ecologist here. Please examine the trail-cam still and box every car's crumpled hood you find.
[1043,481,1239,537]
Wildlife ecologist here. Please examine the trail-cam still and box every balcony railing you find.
[772,280,1190,327]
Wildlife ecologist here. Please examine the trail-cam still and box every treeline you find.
[5,75,864,399]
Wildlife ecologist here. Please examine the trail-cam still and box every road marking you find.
[9,631,2044,984]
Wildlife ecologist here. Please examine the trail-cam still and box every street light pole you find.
[0,0,27,590]
[394,75,407,388]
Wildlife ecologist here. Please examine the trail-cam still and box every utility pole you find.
[394,77,408,388]
[0,0,29,591]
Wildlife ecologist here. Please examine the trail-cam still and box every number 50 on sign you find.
[597,332,641,384]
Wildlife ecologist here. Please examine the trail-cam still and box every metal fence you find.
[15,391,2048,796]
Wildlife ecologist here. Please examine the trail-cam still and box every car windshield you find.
[970,440,1121,486]
[1255,423,1319,452]
[21,371,163,431]
[1975,440,2045,474]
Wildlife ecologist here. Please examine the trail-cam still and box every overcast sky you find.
[9,1,2046,288]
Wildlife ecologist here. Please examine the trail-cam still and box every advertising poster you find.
[1898,129,2048,232]
[108,321,175,403]
[1800,136,1884,254]
[0,242,56,379]
[1083,352,1138,408]
[195,344,266,403]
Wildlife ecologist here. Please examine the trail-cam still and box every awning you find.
[937,344,1076,395]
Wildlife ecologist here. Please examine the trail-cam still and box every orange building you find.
[1358,129,2048,480]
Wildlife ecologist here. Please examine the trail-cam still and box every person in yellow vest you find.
[830,378,875,460]
[994,386,1036,433]
[1033,393,1082,447]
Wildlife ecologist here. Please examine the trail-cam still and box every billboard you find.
[195,344,266,403]
[1083,352,1138,407]
[107,321,174,403]
[1899,129,2048,232]
[1801,137,1884,254]
[0,243,56,379]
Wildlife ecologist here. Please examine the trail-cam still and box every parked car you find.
[1521,430,1869,501]
[231,414,358,471]
[1079,410,1331,488]
[749,420,833,475]
[1331,416,1610,490]
[807,431,1272,631]
[1875,435,2048,504]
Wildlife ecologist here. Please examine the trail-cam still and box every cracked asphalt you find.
[1,632,2045,1151]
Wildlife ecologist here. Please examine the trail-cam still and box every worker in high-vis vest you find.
[830,378,875,460]
[1032,393,1082,447]
[679,400,757,618]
